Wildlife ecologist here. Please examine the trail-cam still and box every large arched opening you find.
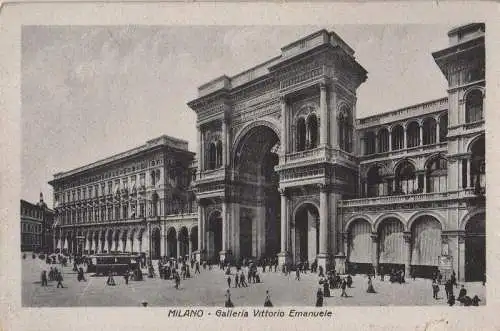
[410,215,442,278]
[465,213,486,281]
[167,228,177,259]
[233,124,281,260]
[190,226,198,253]
[293,203,319,264]
[178,227,189,259]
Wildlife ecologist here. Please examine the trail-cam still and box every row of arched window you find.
[363,136,485,197]
[294,107,353,153]
[363,115,448,155]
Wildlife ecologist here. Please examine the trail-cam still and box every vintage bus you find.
[87,253,141,276]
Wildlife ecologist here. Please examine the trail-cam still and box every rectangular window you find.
[101,183,105,196]
[114,180,120,194]
[122,178,128,191]
[115,206,120,220]
[107,181,112,195]
[94,209,99,222]
[140,173,145,187]
[101,207,105,221]
[108,208,112,221]
[82,189,86,199]
[123,205,128,219]
[72,190,76,201]
[94,185,99,197]
[77,189,81,201]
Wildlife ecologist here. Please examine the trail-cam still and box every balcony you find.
[197,168,225,182]
[278,147,357,169]
[339,188,482,210]
[360,142,447,163]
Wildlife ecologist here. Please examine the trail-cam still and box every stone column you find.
[222,118,228,167]
[188,236,193,257]
[198,125,204,173]
[458,159,463,189]
[388,128,392,151]
[467,158,472,188]
[403,231,412,278]
[278,188,288,266]
[419,122,423,146]
[374,132,379,154]
[403,126,408,149]
[436,120,440,143]
[371,232,379,275]
[458,232,466,282]
[280,97,287,155]
[219,199,229,263]
[320,83,328,146]
[317,185,329,270]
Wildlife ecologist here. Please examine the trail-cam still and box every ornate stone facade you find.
[48,135,198,260]
[188,24,486,282]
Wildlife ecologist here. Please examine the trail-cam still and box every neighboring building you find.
[188,23,485,281]
[21,193,55,252]
[48,135,198,260]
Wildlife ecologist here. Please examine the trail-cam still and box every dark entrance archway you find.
[151,228,161,259]
[234,124,280,260]
[293,203,319,264]
[465,213,485,282]
[190,226,198,253]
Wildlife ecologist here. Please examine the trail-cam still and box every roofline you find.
[357,97,448,122]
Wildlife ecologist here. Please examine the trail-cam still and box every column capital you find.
[370,232,378,242]
[403,231,412,243]
[279,95,288,104]
[341,231,350,241]
[278,188,288,196]
[319,81,329,91]
[318,184,330,193]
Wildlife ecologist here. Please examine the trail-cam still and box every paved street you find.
[22,257,486,307]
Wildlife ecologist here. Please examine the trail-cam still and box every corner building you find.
[188,24,485,282]
[48,135,198,260]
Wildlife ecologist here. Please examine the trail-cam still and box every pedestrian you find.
[458,285,467,304]
[240,271,247,287]
[195,261,201,274]
[346,274,353,288]
[315,287,324,307]
[264,290,273,307]
[234,273,240,288]
[77,267,86,282]
[41,270,48,287]
[341,278,348,297]
[124,270,130,285]
[56,271,64,288]
[227,275,231,288]
[323,277,330,297]
[447,294,455,306]
[225,289,234,307]
[472,295,481,306]
[175,271,181,289]
[451,270,457,288]
[432,279,439,299]
[106,272,116,286]
[295,268,300,281]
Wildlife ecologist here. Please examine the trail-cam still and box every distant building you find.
[48,135,198,259]
[21,193,54,252]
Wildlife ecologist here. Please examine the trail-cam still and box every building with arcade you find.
[188,23,485,282]
[48,135,198,260]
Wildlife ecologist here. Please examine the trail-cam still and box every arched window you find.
[208,142,216,170]
[364,131,376,155]
[377,128,389,153]
[366,166,385,197]
[406,121,420,148]
[422,118,437,145]
[426,157,447,193]
[439,114,448,142]
[296,118,306,152]
[338,108,353,153]
[216,140,223,168]
[391,125,404,150]
[465,90,483,123]
[395,161,417,194]
[307,114,319,149]
[470,136,485,191]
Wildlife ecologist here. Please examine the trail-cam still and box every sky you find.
[21,25,453,207]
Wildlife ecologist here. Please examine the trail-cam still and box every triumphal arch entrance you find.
[188,30,367,271]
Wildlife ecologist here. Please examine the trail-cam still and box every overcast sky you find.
[22,25,453,207]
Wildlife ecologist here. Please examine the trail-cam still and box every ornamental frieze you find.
[231,101,281,126]
[341,200,450,214]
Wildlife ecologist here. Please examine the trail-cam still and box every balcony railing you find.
[339,189,481,209]
[279,147,357,167]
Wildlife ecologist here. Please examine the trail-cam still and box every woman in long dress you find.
[264,290,273,307]
[225,289,234,307]
[315,288,324,307]
[366,275,376,293]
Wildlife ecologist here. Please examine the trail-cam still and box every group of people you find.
[225,264,261,288]
[40,266,65,288]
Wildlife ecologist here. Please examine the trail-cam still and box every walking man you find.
[56,271,64,288]
[341,278,348,297]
